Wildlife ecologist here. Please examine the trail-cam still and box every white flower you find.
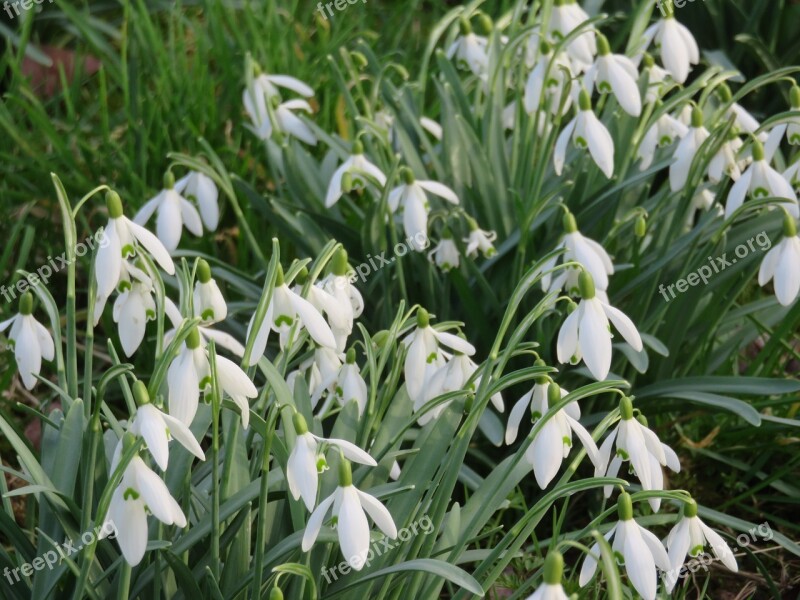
[175,171,219,231]
[0,292,54,390]
[193,259,227,324]
[308,345,343,409]
[167,327,257,427]
[596,397,680,512]
[464,223,497,258]
[402,309,476,405]
[638,111,688,170]
[301,459,397,570]
[784,160,800,193]
[415,352,503,425]
[725,140,799,219]
[524,42,574,116]
[557,272,643,381]
[540,213,614,298]
[320,251,365,351]
[134,172,204,253]
[245,71,314,101]
[163,297,244,357]
[579,493,671,600]
[129,382,205,471]
[325,141,387,208]
[287,413,376,511]
[246,266,337,359]
[708,134,745,183]
[549,0,596,70]
[334,351,369,416]
[388,168,459,244]
[669,107,710,192]
[583,34,641,117]
[445,19,488,77]
[513,381,602,489]
[113,263,156,357]
[640,16,699,84]
[664,500,737,592]
[244,92,316,145]
[106,442,187,566]
[95,192,175,320]
[525,551,569,600]
[554,89,615,179]
[759,215,800,306]
[641,55,670,105]
[428,234,460,271]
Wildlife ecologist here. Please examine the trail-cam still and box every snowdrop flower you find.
[579,493,670,600]
[246,265,337,360]
[557,272,643,381]
[516,381,602,489]
[428,230,460,271]
[163,297,244,358]
[717,83,764,140]
[134,172,203,253]
[325,140,387,208]
[725,140,799,219]
[525,551,569,600]
[320,250,365,351]
[301,458,397,570]
[333,349,368,416]
[167,327,257,427]
[759,213,800,306]
[106,435,187,566]
[246,68,314,101]
[95,191,175,320]
[308,345,343,409]
[113,261,156,357]
[388,168,459,244]
[640,15,699,84]
[708,132,745,184]
[549,0,596,71]
[129,381,205,471]
[540,212,614,299]
[670,107,710,192]
[288,412,376,511]
[554,89,615,179]
[524,41,574,116]
[193,259,227,324]
[0,292,54,390]
[596,397,679,512]
[445,18,489,78]
[463,219,497,258]
[664,499,738,592]
[244,92,317,145]
[787,85,800,145]
[785,153,800,191]
[403,309,476,405]
[638,108,688,170]
[415,351,503,425]
[583,34,641,117]
[641,53,670,105]
[175,171,219,231]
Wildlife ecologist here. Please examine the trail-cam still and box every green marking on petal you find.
[123,487,140,501]
[275,315,293,327]
[426,352,438,364]
[201,308,215,321]
[753,187,769,198]
[121,244,136,258]
[575,136,588,148]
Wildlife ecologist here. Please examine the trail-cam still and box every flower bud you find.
[634,215,647,238]
[132,380,150,406]
[19,292,33,316]
[197,259,212,284]
[106,191,124,219]
[617,492,633,521]
[543,551,564,585]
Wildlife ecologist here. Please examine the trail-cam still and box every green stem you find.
[251,403,281,599]
[208,341,222,580]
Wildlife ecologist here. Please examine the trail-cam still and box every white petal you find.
[179,198,204,236]
[583,112,615,178]
[431,329,476,355]
[356,489,397,538]
[725,168,753,219]
[337,487,370,568]
[622,522,658,600]
[322,437,377,466]
[579,300,612,380]
[125,218,176,274]
[161,412,206,461]
[505,390,533,445]
[108,487,148,566]
[417,180,459,204]
[699,522,738,572]
[289,290,337,348]
[134,405,170,471]
[301,490,337,551]
[554,118,577,175]
[601,302,643,351]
